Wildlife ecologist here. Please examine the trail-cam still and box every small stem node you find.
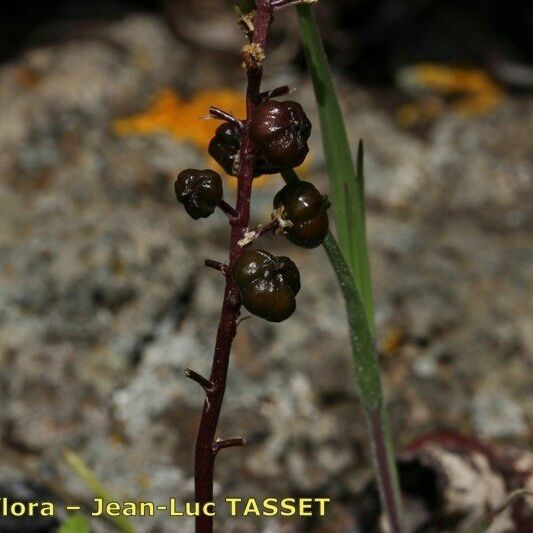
[209,107,244,129]
[237,220,280,247]
[212,437,247,456]
[260,85,293,100]
[218,200,238,220]
[204,260,229,276]
[184,368,215,394]
[236,315,252,327]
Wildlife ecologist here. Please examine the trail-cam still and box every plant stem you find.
[192,3,273,532]
[324,231,402,533]
[282,168,404,532]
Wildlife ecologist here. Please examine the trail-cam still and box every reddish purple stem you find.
[192,3,274,532]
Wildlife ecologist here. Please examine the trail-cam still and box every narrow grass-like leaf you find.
[282,168,402,530]
[282,168,382,405]
[296,5,374,332]
[59,513,91,533]
[294,6,404,529]
[65,451,134,533]
[322,230,382,408]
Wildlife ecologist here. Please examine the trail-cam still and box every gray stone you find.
[472,388,529,438]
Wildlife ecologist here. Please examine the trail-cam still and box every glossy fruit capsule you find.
[208,123,241,176]
[274,181,330,248]
[232,249,301,322]
[174,169,223,219]
[250,100,311,168]
[208,122,280,177]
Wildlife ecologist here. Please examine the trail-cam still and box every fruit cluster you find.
[175,98,329,322]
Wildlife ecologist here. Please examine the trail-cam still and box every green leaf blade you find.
[296,5,375,332]
[59,514,91,533]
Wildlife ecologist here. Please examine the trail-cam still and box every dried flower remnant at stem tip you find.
[241,43,265,70]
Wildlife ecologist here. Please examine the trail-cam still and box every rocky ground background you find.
[0,11,531,533]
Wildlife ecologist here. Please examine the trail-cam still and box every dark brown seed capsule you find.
[250,100,311,168]
[208,122,280,177]
[174,169,223,219]
[208,123,241,176]
[274,180,330,248]
[232,249,300,322]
